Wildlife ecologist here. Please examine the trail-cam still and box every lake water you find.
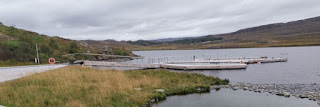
[132,46,320,107]
[133,46,320,84]
[153,89,319,107]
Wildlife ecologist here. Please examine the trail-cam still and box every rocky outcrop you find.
[102,46,113,54]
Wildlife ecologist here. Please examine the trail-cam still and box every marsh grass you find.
[0,66,227,107]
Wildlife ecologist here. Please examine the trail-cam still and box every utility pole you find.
[36,44,40,64]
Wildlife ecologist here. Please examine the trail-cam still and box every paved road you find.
[0,64,67,83]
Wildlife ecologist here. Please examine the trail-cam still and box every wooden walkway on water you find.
[80,56,287,70]
[160,63,248,70]
[83,61,248,70]
[170,57,288,64]
[83,61,160,69]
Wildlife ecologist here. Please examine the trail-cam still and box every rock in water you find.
[215,87,221,91]
[283,92,290,97]
[243,87,248,90]
[232,87,239,90]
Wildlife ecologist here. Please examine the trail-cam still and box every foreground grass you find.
[0,66,228,107]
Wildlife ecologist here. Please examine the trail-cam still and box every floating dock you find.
[80,56,286,70]
[169,57,288,64]
[82,61,248,70]
[160,63,248,70]
[83,61,160,69]
[244,57,288,64]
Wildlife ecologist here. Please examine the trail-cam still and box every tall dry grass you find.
[0,66,226,107]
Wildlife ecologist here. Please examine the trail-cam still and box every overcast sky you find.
[1,0,320,41]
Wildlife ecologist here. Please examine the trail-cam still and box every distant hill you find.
[128,36,223,46]
[151,37,196,42]
[206,16,320,48]
[0,23,132,66]
[126,16,320,50]
[231,16,320,35]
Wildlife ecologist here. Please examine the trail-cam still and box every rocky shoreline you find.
[211,83,320,106]
[145,86,211,107]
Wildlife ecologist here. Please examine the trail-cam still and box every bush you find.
[6,40,21,50]
[40,44,52,55]
[214,79,229,85]
[49,38,59,49]
[0,42,10,60]
[112,47,129,56]
[69,42,79,54]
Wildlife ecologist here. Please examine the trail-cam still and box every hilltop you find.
[0,23,132,66]
[126,16,320,50]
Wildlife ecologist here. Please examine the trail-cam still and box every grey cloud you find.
[1,0,320,40]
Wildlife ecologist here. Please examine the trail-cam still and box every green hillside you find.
[0,23,131,66]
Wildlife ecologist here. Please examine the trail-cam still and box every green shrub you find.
[112,47,129,56]
[6,40,21,50]
[69,42,79,54]
[49,38,59,49]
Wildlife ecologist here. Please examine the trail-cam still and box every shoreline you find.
[211,83,320,106]
[145,86,211,107]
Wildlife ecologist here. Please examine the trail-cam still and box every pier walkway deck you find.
[170,57,288,64]
[83,61,247,70]
[82,57,287,70]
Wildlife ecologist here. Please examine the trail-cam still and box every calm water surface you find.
[133,46,320,107]
[133,46,320,84]
[153,89,319,107]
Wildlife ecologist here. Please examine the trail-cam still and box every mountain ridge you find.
[126,16,320,50]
